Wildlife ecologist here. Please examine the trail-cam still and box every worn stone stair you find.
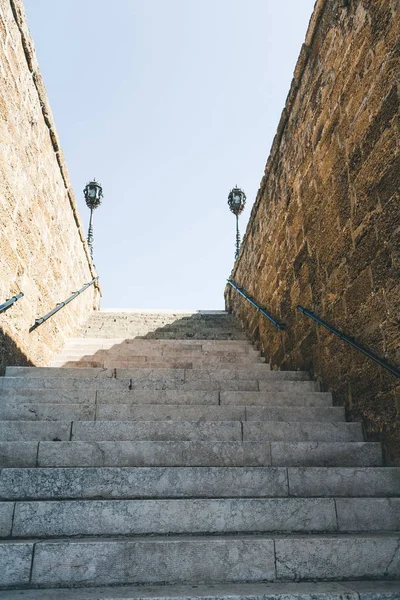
[0,310,399,597]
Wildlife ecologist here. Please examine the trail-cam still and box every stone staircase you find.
[0,310,399,598]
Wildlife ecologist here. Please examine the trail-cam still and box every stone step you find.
[51,358,265,369]
[96,405,345,422]
[6,366,312,382]
[0,377,320,392]
[0,403,344,422]
[0,441,382,468]
[50,356,265,368]
[1,581,400,600]
[0,420,360,442]
[63,339,258,352]
[0,388,331,407]
[54,348,262,359]
[1,466,398,501]
[6,497,400,539]
[1,533,399,587]
[82,331,249,340]
[243,421,362,442]
[220,391,332,406]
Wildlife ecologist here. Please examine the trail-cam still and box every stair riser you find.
[1,536,399,588]
[0,378,319,392]
[0,421,361,442]
[6,367,312,382]
[6,497,400,538]
[2,467,399,501]
[0,441,382,468]
[51,358,264,368]
[0,581,400,600]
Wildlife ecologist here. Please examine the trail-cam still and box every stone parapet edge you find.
[8,0,101,295]
[231,0,328,275]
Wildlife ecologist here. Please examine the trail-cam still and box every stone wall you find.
[225,0,400,463]
[0,0,101,374]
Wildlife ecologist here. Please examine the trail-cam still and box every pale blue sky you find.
[24,0,315,309]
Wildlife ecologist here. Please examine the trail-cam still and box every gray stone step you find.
[1,534,399,587]
[1,581,400,600]
[96,405,345,422]
[220,391,331,406]
[0,420,359,442]
[51,356,264,368]
[71,421,243,442]
[0,403,96,421]
[288,467,400,497]
[8,497,400,539]
[1,466,398,501]
[63,339,258,352]
[0,377,320,392]
[0,467,288,500]
[0,440,382,468]
[6,366,311,382]
[243,421,363,442]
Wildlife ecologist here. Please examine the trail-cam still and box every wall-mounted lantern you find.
[228,186,246,259]
[83,179,103,260]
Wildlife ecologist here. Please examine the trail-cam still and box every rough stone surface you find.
[37,441,272,467]
[0,542,33,586]
[336,498,400,531]
[243,422,362,442]
[71,421,242,442]
[0,421,71,440]
[0,502,13,536]
[225,0,400,463]
[12,498,337,537]
[288,467,400,498]
[30,537,276,586]
[0,466,288,500]
[1,581,400,600]
[0,0,100,376]
[275,535,400,580]
[220,391,332,407]
[270,442,383,467]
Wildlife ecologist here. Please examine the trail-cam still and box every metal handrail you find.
[30,277,99,331]
[297,305,400,378]
[227,279,286,330]
[0,292,24,315]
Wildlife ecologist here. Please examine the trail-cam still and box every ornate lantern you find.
[83,179,103,260]
[228,186,246,259]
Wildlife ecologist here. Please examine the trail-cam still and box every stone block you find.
[31,537,276,586]
[71,421,242,442]
[0,389,95,404]
[275,535,400,580]
[38,441,272,467]
[258,380,320,392]
[220,391,332,407]
[116,369,185,381]
[336,498,400,531]
[246,406,345,422]
[6,367,113,378]
[12,498,336,537]
[184,368,310,382]
[97,404,245,422]
[0,542,33,586]
[0,421,71,441]
[0,466,288,500]
[0,403,95,421]
[244,422,363,442]
[0,502,14,536]
[271,442,383,467]
[0,442,38,467]
[288,467,400,497]
[96,390,219,406]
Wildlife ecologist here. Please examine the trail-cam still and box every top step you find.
[79,311,247,340]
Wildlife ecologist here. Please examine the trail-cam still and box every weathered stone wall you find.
[225,0,400,463]
[0,0,101,374]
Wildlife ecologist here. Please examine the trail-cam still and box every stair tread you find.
[1,580,400,599]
